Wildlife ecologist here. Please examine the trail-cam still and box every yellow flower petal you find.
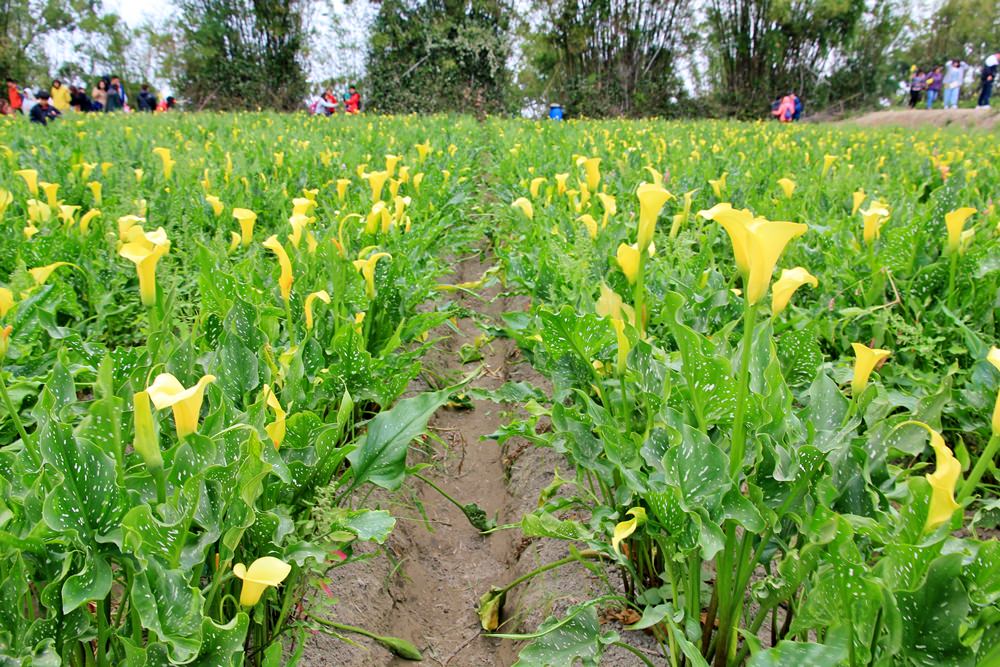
[233,556,291,606]
[944,207,976,253]
[612,508,646,554]
[304,290,331,330]
[616,243,641,285]
[771,267,817,316]
[262,235,294,302]
[850,343,891,395]
[511,197,533,220]
[147,373,216,439]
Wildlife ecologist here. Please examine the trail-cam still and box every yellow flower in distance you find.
[612,507,646,554]
[385,154,401,176]
[415,140,431,162]
[554,173,569,196]
[233,557,291,606]
[147,373,216,439]
[529,177,547,199]
[988,347,1000,434]
[205,195,224,217]
[39,182,59,209]
[29,262,76,286]
[79,210,101,234]
[902,421,961,531]
[636,183,673,252]
[304,290,330,330]
[88,181,102,205]
[511,197,533,220]
[261,385,287,449]
[944,207,976,254]
[262,235,294,302]
[822,154,838,177]
[850,342,890,395]
[771,267,817,316]
[577,156,601,191]
[26,199,51,223]
[15,169,38,196]
[0,288,14,317]
[577,214,598,239]
[353,251,391,299]
[119,227,170,306]
[152,147,175,180]
[851,189,866,216]
[670,189,697,238]
[232,208,257,247]
[597,192,616,226]
[860,202,890,244]
[777,178,795,199]
[616,243,641,284]
[709,172,727,199]
[365,170,390,202]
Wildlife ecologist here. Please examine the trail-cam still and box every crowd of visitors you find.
[308,85,362,115]
[2,76,176,125]
[908,52,999,110]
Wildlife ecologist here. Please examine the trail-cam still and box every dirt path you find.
[839,107,1000,130]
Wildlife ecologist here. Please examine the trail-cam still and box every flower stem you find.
[957,432,1000,503]
[0,365,38,466]
[729,302,757,477]
[635,252,647,337]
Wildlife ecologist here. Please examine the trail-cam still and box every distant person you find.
[6,79,22,114]
[110,76,128,107]
[978,53,998,109]
[925,66,943,108]
[942,59,968,109]
[91,79,107,111]
[0,99,13,116]
[50,79,71,112]
[908,69,926,108]
[106,80,124,112]
[772,93,795,122]
[29,91,60,125]
[136,84,157,112]
[21,87,38,115]
[345,85,360,114]
[156,96,176,112]
[70,85,91,112]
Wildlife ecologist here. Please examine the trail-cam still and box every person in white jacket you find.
[942,59,969,109]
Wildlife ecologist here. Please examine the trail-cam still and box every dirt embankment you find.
[838,107,1000,130]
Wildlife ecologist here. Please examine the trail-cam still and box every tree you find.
[519,0,692,118]
[365,0,514,115]
[908,0,999,67]
[176,0,309,110]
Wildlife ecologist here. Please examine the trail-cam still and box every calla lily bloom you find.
[58,205,80,226]
[147,373,216,439]
[415,140,431,162]
[612,507,646,554]
[616,243,641,284]
[261,385,287,449]
[771,267,817,316]
[385,154,401,176]
[595,283,635,326]
[27,199,51,223]
[79,162,96,181]
[822,154,838,177]
[132,391,163,471]
[228,232,241,252]
[365,170,389,202]
[610,318,630,374]
[30,262,76,286]
[88,181,102,205]
[233,557,291,606]
[597,192,616,227]
[0,188,11,219]
[292,197,316,217]
[577,157,601,191]
[860,203,890,244]
[902,422,961,531]
[205,195,224,217]
[152,147,175,180]
[636,183,673,252]
[412,173,424,192]
[0,325,11,359]
[700,203,808,305]
[777,178,795,199]
[530,177,547,199]
[15,169,39,196]
[304,290,330,330]
[0,288,14,317]
[119,227,170,306]
[850,343,890,395]
[117,215,145,239]
[288,214,311,248]
[577,215,598,239]
[366,202,391,235]
[554,173,569,196]
[262,236,294,302]
[709,172,727,199]
[232,208,257,247]
[851,189,866,216]
[353,252,391,299]
[511,197,533,220]
[134,169,144,183]
[988,347,1000,435]
[944,207,976,254]
[670,189,697,238]
[79,210,101,234]
[336,178,351,201]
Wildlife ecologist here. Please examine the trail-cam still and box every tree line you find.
[2,0,997,117]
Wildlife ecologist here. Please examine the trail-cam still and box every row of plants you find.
[482,120,999,665]
[0,112,486,665]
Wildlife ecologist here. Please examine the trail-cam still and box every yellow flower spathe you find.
[777,178,795,199]
[771,267,817,316]
[612,507,646,554]
[670,189,697,238]
[577,214,598,240]
[29,262,76,286]
[152,147,175,180]
[147,373,216,439]
[988,347,1000,435]
[859,202,890,244]
[709,172,727,199]
[119,227,170,306]
[261,385,287,449]
[903,421,961,531]
[850,342,890,395]
[205,195,224,217]
[232,208,257,247]
[262,235,294,302]
[554,173,569,196]
[233,557,291,606]
[822,154,838,177]
[88,181,102,205]
[336,178,351,201]
[304,290,330,330]
[577,156,601,191]
[0,288,14,317]
[616,243,641,284]
[132,390,163,471]
[851,189,866,216]
[353,251,391,299]
[944,207,976,254]
[529,177,547,199]
[636,183,672,252]
[15,169,39,196]
[79,209,101,234]
[365,170,389,202]
[511,197,533,220]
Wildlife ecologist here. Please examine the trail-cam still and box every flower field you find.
[0,113,997,666]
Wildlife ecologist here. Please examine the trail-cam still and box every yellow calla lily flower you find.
[944,207,976,254]
[901,422,961,531]
[79,210,101,234]
[58,205,80,226]
[612,507,646,554]
[262,235,294,302]
[23,223,38,239]
[597,192,616,227]
[709,172,727,198]
[851,189,866,216]
[304,290,330,330]
[0,325,10,358]
[205,195,224,217]
[15,169,39,196]
[554,173,569,196]
[771,267,817,316]
[365,170,389,202]
[577,214,598,240]
[385,154,401,176]
[610,318,630,374]
[616,243,641,284]
[261,385,287,449]
[134,168,144,183]
[365,202,390,235]
[0,288,14,317]
[288,214,311,248]
[232,208,257,247]
[595,283,635,326]
[228,232,241,252]
[415,140,431,162]
[529,177,547,199]
[152,147,175,180]
[27,199,51,223]
[88,181,102,205]
[850,342,890,395]
[511,197,533,220]
[777,178,795,199]
[636,183,673,252]
[822,154,838,177]
[292,197,316,217]
[79,162,96,181]
[132,391,163,471]
[353,252,391,299]
[233,557,291,606]
[29,262,76,285]
[860,203,890,244]
[577,156,601,191]
[146,373,216,439]
[336,178,351,201]
[119,227,170,306]
[700,204,807,305]
[670,189,697,238]
[988,347,1000,434]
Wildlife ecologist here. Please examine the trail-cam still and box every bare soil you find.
[840,107,1000,130]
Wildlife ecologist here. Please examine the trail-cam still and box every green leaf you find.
[896,553,974,665]
[346,387,452,490]
[61,551,112,614]
[130,560,205,663]
[323,508,396,544]
[190,613,249,666]
[513,604,616,667]
[747,640,847,667]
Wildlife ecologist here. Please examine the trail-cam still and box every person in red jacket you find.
[6,79,22,113]
[345,85,360,114]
